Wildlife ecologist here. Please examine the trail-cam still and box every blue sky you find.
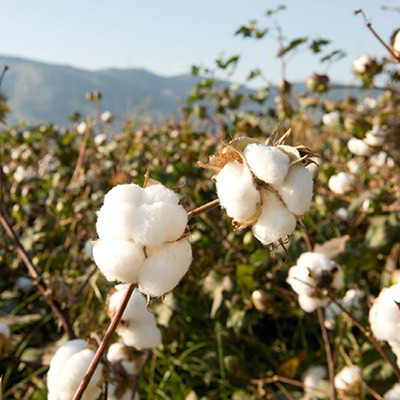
[1,1,398,85]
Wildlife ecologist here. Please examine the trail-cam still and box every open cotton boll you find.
[298,294,327,312]
[303,365,327,393]
[103,184,143,207]
[328,172,354,194]
[131,202,188,246]
[252,190,296,246]
[108,287,155,325]
[277,165,313,216]
[107,342,148,376]
[142,184,180,205]
[107,384,140,400]
[369,285,400,342]
[384,383,400,400]
[334,366,361,391]
[58,348,103,400]
[364,131,385,147]
[138,240,192,297]
[96,203,138,240]
[119,323,162,350]
[93,240,145,283]
[347,138,370,156]
[322,111,341,128]
[215,161,260,220]
[244,143,290,186]
[305,157,321,178]
[47,339,88,397]
[347,159,361,175]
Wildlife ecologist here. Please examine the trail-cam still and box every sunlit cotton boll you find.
[215,161,260,220]
[93,240,145,283]
[369,284,400,343]
[303,365,327,393]
[119,322,162,350]
[244,144,290,186]
[103,184,143,207]
[347,138,370,156]
[322,111,341,128]
[142,184,180,206]
[328,172,354,194]
[352,55,372,74]
[384,383,400,400]
[107,384,140,400]
[252,190,296,246]
[138,240,192,297]
[76,122,87,135]
[277,164,313,216]
[334,366,361,392]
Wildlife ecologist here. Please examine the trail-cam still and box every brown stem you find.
[327,292,400,381]
[69,125,92,187]
[187,198,220,220]
[72,284,135,400]
[0,210,75,339]
[317,307,336,400]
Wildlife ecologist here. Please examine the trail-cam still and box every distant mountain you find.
[0,56,380,126]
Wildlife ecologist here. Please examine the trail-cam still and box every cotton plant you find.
[93,182,192,297]
[334,366,361,398]
[47,339,103,400]
[328,172,354,195]
[200,131,315,246]
[286,252,344,312]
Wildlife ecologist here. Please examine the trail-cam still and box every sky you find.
[1,0,399,86]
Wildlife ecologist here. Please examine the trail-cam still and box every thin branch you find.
[0,65,9,88]
[275,382,294,400]
[0,210,75,339]
[317,307,336,400]
[72,283,135,400]
[69,124,92,187]
[187,198,220,220]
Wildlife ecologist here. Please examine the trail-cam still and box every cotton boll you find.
[252,190,296,246]
[138,240,192,297]
[335,207,351,221]
[107,384,140,400]
[107,342,148,376]
[119,323,162,350]
[143,184,180,206]
[215,161,260,220]
[277,165,313,216]
[347,159,360,175]
[244,144,290,186]
[364,132,384,147]
[96,203,138,240]
[93,240,145,283]
[58,348,103,400]
[306,157,321,178]
[103,184,143,207]
[131,202,188,246]
[347,138,370,156]
[298,294,326,312]
[322,111,341,128]
[303,366,327,393]
[334,366,361,391]
[328,172,354,194]
[384,383,400,400]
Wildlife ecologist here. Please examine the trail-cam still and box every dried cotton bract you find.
[202,131,315,246]
[93,183,192,297]
[47,339,103,400]
[287,252,344,312]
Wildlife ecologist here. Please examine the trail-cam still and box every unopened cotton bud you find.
[93,240,145,283]
[215,161,260,220]
[334,366,361,392]
[384,383,400,400]
[252,190,296,246]
[328,172,354,194]
[347,138,370,156]
[119,323,162,350]
[103,184,143,207]
[244,144,290,186]
[303,366,327,393]
[139,240,192,297]
[277,165,313,216]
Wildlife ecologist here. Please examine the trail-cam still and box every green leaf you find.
[215,54,240,70]
[266,4,286,17]
[236,264,254,291]
[246,68,262,80]
[277,37,308,57]
[320,49,346,63]
[191,65,201,76]
[310,39,330,53]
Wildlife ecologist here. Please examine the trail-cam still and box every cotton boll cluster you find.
[107,286,162,350]
[211,134,314,246]
[93,183,192,297]
[303,365,327,393]
[0,322,11,355]
[334,366,361,396]
[347,138,370,156]
[47,339,103,400]
[369,151,395,174]
[286,252,344,312]
[328,172,354,195]
[384,383,400,400]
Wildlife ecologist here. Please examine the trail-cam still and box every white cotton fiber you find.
[215,161,260,221]
[108,286,155,325]
[369,285,400,342]
[277,165,313,216]
[347,159,360,175]
[347,138,370,156]
[334,366,361,391]
[103,184,143,207]
[244,144,290,186]
[58,348,103,400]
[384,383,400,400]
[138,240,192,297]
[93,240,145,283]
[96,203,138,240]
[119,323,162,350]
[252,190,296,245]
[328,172,354,194]
[303,366,327,393]
[131,202,188,246]
[107,342,145,376]
[298,294,326,312]
[107,384,140,400]
[143,184,180,205]
[364,132,384,147]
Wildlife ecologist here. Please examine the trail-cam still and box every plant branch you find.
[0,210,75,339]
[69,124,92,187]
[187,198,220,220]
[317,307,336,400]
[72,283,135,400]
